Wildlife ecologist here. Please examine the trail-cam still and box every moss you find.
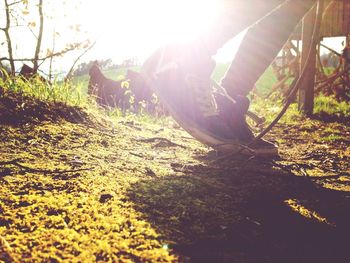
[1,89,350,262]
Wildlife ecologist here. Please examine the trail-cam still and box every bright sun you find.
[81,0,225,61]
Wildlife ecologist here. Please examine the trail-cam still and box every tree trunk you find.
[298,0,324,116]
[48,29,56,81]
[33,0,44,73]
[3,0,15,75]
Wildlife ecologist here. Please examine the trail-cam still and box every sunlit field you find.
[1,62,348,123]
[1,66,350,262]
[1,61,350,262]
[1,1,350,262]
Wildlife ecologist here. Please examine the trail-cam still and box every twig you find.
[136,137,186,148]
[129,152,144,158]
[71,140,90,149]
[8,0,22,6]
[0,159,93,174]
[64,41,96,83]
[0,235,12,251]
[0,235,14,261]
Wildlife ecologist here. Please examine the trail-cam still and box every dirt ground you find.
[1,90,350,262]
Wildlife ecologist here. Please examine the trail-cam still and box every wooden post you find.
[298,1,323,115]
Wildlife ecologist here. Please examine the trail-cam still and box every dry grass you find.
[1,79,350,262]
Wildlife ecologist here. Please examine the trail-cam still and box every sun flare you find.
[80,0,225,61]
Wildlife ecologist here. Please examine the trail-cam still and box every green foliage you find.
[1,95,349,261]
[255,66,278,95]
[250,93,350,127]
[1,76,86,107]
[313,93,350,117]
[1,62,348,127]
[1,61,349,262]
[213,63,278,96]
[321,133,344,142]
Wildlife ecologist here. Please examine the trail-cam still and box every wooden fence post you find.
[298,1,323,115]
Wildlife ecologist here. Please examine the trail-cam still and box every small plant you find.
[314,93,350,117]
[1,76,88,107]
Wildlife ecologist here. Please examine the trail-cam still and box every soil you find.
[0,89,350,262]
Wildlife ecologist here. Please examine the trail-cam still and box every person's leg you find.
[142,1,315,153]
[142,1,287,115]
[221,0,317,98]
[175,0,290,139]
[200,0,286,56]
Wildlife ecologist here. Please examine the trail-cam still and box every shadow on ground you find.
[312,111,350,126]
[126,154,350,263]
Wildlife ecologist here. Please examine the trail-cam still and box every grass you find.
[0,76,86,107]
[1,63,348,127]
[1,82,350,262]
[313,94,350,117]
[213,63,278,95]
[1,63,350,262]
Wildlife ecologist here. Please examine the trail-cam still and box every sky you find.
[0,0,347,76]
[76,0,224,63]
[76,0,346,64]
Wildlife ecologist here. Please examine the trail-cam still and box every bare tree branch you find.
[8,0,22,6]
[64,41,96,83]
[10,8,38,38]
[1,0,90,77]
[0,44,85,63]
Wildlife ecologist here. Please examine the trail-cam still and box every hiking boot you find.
[142,42,278,155]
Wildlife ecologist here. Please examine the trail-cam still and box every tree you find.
[1,0,15,75]
[72,59,119,77]
[0,0,91,78]
[32,0,43,73]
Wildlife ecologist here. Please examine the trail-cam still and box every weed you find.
[314,94,350,117]
[1,76,88,107]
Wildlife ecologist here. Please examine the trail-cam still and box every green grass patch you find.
[1,62,348,128]
[1,77,86,107]
[321,133,344,142]
[314,94,350,117]
[255,67,278,95]
[213,63,278,95]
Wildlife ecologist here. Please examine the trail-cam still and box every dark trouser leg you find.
[200,0,286,56]
[221,0,316,98]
